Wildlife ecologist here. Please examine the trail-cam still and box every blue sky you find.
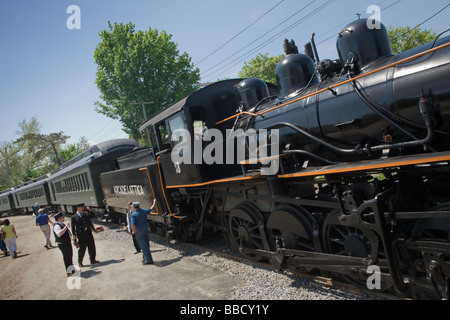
[1,0,449,145]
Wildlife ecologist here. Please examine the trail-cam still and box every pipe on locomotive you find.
[264,93,435,157]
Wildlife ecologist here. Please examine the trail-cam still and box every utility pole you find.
[130,101,154,146]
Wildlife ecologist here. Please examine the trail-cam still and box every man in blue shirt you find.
[130,199,156,265]
[35,209,54,249]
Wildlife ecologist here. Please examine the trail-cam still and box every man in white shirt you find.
[53,212,74,277]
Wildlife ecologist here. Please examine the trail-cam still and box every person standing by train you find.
[1,219,18,259]
[127,201,141,254]
[53,212,75,277]
[0,219,8,256]
[130,199,156,265]
[32,202,40,217]
[35,209,54,249]
[71,203,100,267]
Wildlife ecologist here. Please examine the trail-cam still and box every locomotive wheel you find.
[178,222,197,243]
[411,203,450,239]
[266,204,317,272]
[227,203,266,262]
[322,210,391,290]
[409,203,450,299]
[149,221,169,238]
[266,204,316,252]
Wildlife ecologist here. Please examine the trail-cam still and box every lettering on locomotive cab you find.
[113,184,145,196]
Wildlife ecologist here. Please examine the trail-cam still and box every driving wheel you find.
[227,203,266,262]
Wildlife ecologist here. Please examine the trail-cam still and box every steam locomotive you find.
[123,18,448,299]
[2,18,449,299]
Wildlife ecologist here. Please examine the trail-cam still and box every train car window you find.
[149,130,158,149]
[193,121,207,141]
[189,106,209,142]
[157,123,170,150]
[76,175,81,191]
[168,114,189,147]
[83,173,90,190]
[81,173,86,191]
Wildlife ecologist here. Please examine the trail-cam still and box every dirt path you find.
[0,215,238,300]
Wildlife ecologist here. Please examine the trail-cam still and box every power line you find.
[200,0,318,77]
[91,122,123,142]
[390,3,450,42]
[203,0,336,81]
[195,0,286,66]
[313,0,390,42]
[88,117,116,140]
[315,0,402,47]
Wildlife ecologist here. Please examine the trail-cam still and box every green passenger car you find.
[47,139,140,213]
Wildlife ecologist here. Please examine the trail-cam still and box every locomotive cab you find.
[139,79,245,188]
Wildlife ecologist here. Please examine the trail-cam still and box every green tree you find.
[0,141,23,189]
[388,26,437,55]
[59,136,90,164]
[94,22,200,143]
[16,132,69,168]
[239,53,283,85]
[0,118,88,190]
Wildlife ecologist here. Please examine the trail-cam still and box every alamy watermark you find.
[366,265,381,290]
[366,5,381,29]
[171,128,280,176]
[66,5,81,30]
[66,265,82,289]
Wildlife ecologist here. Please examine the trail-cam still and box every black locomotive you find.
[115,18,448,299]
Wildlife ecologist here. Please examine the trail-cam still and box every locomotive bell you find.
[276,39,319,99]
[336,18,392,72]
[235,78,270,110]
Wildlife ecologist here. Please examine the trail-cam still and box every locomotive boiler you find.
[231,19,450,165]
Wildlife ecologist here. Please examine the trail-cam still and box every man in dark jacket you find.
[71,203,99,267]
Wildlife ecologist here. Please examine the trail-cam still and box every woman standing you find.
[1,219,18,259]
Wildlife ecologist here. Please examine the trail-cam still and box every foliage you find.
[388,26,437,55]
[238,53,284,85]
[0,141,23,190]
[58,136,90,164]
[16,132,70,167]
[0,118,88,190]
[94,22,200,143]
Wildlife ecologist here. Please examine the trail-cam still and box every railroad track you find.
[184,236,408,300]
[93,214,408,300]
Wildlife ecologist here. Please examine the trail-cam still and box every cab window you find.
[167,113,189,147]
